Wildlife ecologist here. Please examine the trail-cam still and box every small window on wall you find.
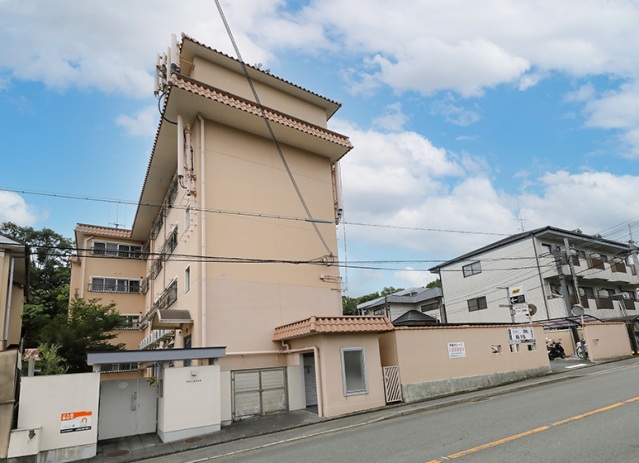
[462,261,482,277]
[341,348,368,396]
[467,296,487,312]
[184,266,191,293]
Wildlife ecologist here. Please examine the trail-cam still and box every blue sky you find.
[2,0,639,296]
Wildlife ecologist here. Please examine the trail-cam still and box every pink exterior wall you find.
[288,333,386,418]
[380,325,550,402]
[584,323,632,361]
[543,329,576,357]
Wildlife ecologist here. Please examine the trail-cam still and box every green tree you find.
[426,279,442,288]
[39,298,125,373]
[0,222,73,346]
[37,342,69,375]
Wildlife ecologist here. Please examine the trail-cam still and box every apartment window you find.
[90,278,141,294]
[462,261,482,277]
[184,266,191,293]
[467,296,488,312]
[92,241,142,258]
[161,226,178,260]
[580,286,595,299]
[541,243,552,255]
[119,315,141,330]
[185,205,191,230]
[341,348,368,396]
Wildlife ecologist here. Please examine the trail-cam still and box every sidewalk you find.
[88,356,635,463]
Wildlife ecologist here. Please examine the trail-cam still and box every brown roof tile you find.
[273,316,394,341]
[170,74,353,149]
[75,223,132,239]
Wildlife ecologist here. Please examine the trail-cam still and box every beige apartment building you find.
[68,34,390,422]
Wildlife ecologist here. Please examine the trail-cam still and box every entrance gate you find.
[232,368,287,421]
[98,378,158,440]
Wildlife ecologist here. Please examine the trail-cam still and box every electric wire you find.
[213,0,332,256]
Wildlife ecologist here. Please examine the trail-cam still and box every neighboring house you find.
[429,226,639,324]
[357,287,446,323]
[0,234,28,351]
[68,33,386,422]
[0,234,28,459]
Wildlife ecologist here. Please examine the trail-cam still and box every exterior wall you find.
[583,323,632,361]
[0,350,18,459]
[441,238,547,323]
[1,249,25,349]
[379,325,550,402]
[71,230,146,349]
[11,373,100,462]
[157,364,221,442]
[289,334,386,418]
[189,56,328,127]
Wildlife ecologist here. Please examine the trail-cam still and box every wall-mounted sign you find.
[512,303,530,316]
[509,285,527,305]
[448,342,466,358]
[60,411,92,433]
[508,327,535,344]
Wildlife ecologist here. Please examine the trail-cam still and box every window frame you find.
[90,277,141,294]
[91,241,142,259]
[467,296,488,312]
[340,347,368,396]
[462,261,482,278]
[184,266,191,293]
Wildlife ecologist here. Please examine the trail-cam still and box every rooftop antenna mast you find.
[513,196,527,232]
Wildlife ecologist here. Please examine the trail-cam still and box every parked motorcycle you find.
[547,339,566,360]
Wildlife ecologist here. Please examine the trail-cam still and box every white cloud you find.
[372,103,408,132]
[565,83,596,103]
[430,95,481,126]
[0,191,38,226]
[116,105,158,138]
[0,0,276,97]
[393,268,437,289]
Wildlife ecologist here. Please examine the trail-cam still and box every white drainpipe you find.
[197,114,207,347]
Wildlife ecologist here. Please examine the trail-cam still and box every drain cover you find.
[105,449,130,458]
[184,436,203,444]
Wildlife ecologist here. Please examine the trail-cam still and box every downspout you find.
[3,256,15,346]
[197,114,207,347]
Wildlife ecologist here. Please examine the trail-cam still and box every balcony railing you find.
[88,281,141,294]
[152,280,178,312]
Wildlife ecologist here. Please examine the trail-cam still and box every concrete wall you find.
[157,364,221,442]
[584,322,632,361]
[380,325,550,402]
[10,373,100,462]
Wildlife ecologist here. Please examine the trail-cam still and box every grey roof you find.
[392,310,439,326]
[358,287,442,310]
[429,225,633,273]
[0,234,22,246]
[87,347,226,365]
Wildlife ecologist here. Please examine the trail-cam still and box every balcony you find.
[152,280,178,312]
[89,278,141,294]
[140,329,175,350]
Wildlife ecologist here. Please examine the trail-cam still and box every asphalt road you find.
[143,360,639,463]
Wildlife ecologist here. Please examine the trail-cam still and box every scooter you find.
[547,340,566,360]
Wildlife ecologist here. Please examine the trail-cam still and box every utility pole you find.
[552,244,572,317]
[564,238,581,307]
[629,225,639,276]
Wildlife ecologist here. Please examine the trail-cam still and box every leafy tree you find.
[39,298,125,373]
[0,222,73,346]
[37,342,68,375]
[426,279,442,288]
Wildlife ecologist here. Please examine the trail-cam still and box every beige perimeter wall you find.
[584,323,632,361]
[380,325,551,402]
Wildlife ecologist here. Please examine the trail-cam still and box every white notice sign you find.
[508,327,535,344]
[448,342,466,358]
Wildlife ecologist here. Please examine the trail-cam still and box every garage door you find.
[232,368,287,421]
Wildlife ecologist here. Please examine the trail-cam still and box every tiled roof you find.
[273,316,394,341]
[170,74,353,150]
[75,223,132,239]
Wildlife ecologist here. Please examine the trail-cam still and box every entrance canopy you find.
[87,347,226,367]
